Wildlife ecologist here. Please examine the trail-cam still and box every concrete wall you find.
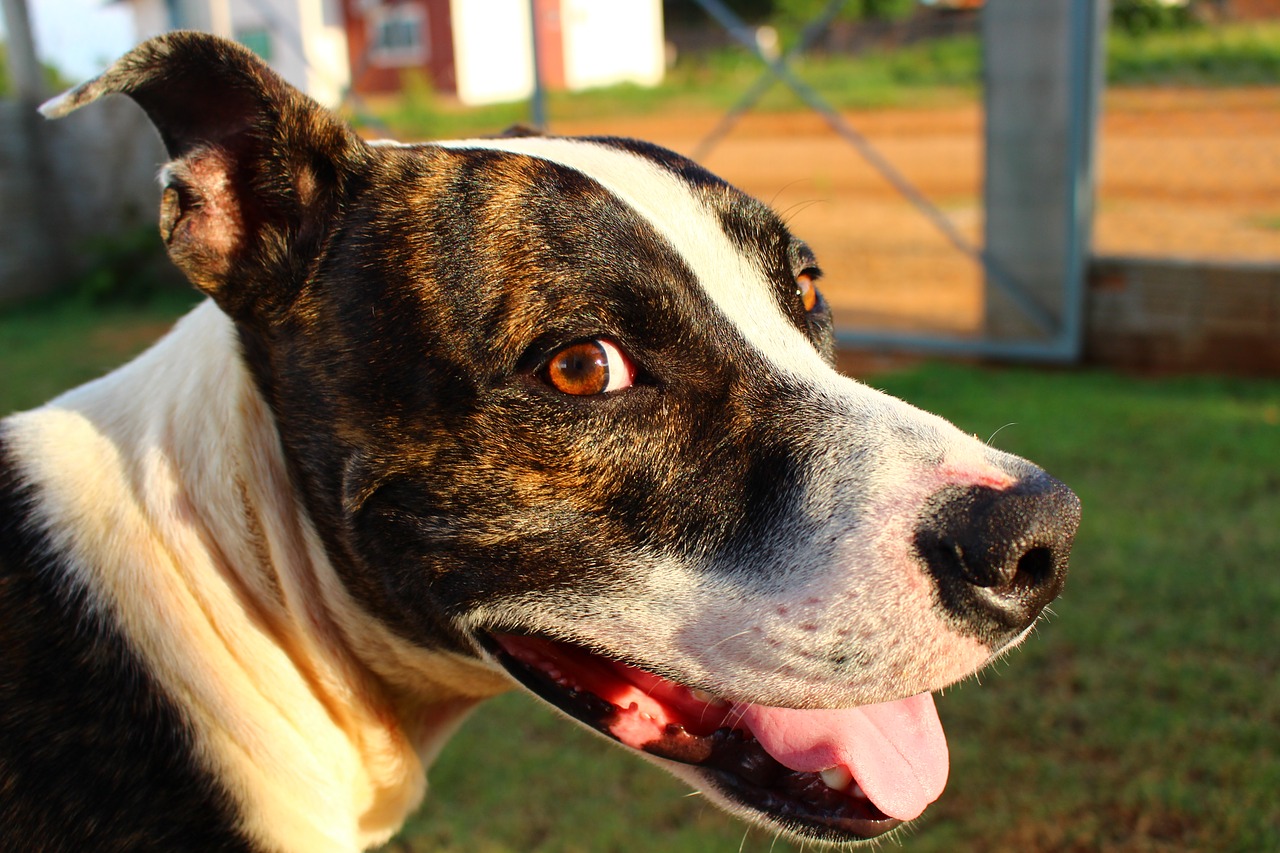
[1088,256,1280,374]
[0,97,168,303]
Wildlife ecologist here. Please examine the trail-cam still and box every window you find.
[369,4,428,67]
[237,28,274,62]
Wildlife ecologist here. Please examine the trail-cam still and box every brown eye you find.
[796,271,819,313]
[545,339,635,396]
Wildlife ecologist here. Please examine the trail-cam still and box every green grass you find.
[1109,21,1280,86]
[0,293,199,415]
[863,365,1280,851]
[361,22,1280,140]
[1248,213,1280,233]
[7,301,1274,851]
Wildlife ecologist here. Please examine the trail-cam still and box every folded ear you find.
[493,124,545,139]
[42,32,367,321]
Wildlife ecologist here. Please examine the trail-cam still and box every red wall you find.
[341,0,458,97]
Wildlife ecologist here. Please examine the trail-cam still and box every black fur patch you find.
[0,441,254,852]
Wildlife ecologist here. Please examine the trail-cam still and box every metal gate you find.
[659,0,1107,362]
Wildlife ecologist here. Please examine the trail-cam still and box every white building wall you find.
[560,0,663,91]
[449,0,662,107]
[123,0,349,107]
[304,0,351,109]
[449,0,536,107]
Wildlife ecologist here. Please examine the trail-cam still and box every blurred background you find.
[1,1,1277,850]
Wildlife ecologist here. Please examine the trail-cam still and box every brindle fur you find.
[1,33,1079,851]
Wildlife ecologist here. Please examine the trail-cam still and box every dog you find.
[0,32,1080,852]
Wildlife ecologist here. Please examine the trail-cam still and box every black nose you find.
[914,473,1081,645]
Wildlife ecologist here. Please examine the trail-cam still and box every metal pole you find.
[693,0,850,161]
[1060,0,1108,362]
[528,0,548,130]
[841,1,1108,363]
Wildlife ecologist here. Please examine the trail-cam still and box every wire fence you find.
[1093,85,1280,263]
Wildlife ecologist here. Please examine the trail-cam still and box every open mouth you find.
[484,632,950,844]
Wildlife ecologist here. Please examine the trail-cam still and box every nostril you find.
[1012,546,1053,593]
[915,476,1079,644]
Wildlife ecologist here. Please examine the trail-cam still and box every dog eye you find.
[544,339,635,396]
[796,270,820,313]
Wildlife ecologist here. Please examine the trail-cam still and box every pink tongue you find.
[733,692,948,822]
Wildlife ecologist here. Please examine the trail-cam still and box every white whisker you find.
[986,422,1018,445]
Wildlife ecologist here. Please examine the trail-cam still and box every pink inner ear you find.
[161,147,247,283]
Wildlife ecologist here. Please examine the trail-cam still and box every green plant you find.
[774,0,915,26]
[1107,20,1280,85]
[69,224,184,306]
[358,35,983,141]
[1112,0,1199,37]
[0,41,74,99]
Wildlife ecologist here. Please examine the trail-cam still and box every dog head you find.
[48,33,1080,844]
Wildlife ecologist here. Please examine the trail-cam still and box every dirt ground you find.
[555,87,1280,336]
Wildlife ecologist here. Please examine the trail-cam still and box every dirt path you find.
[554,87,1280,335]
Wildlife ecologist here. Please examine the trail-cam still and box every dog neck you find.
[3,300,509,851]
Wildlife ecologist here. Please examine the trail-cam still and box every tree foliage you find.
[0,41,74,99]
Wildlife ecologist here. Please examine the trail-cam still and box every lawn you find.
[3,299,1276,852]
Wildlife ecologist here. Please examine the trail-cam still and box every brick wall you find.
[1087,255,1280,374]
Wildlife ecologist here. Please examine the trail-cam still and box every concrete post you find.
[982,0,1108,349]
[1,0,69,301]
[2,0,45,104]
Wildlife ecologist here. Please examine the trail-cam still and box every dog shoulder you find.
[0,438,258,852]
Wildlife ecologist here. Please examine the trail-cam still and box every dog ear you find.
[41,32,367,321]
[493,124,545,138]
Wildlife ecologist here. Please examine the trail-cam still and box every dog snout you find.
[915,474,1081,645]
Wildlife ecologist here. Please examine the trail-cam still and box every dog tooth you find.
[819,765,853,791]
[850,781,869,800]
